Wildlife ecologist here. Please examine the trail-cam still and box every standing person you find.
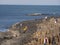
[59,33,60,42]
[20,23,22,26]
[48,37,51,45]
[44,36,48,45]
[52,36,56,45]
[54,18,58,23]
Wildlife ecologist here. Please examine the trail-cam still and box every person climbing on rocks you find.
[23,26,28,33]
[44,36,48,45]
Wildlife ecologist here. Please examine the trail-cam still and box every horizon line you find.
[0,4,60,5]
[0,4,60,6]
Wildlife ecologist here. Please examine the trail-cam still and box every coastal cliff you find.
[0,16,60,45]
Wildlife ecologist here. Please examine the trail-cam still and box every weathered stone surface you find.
[0,17,60,45]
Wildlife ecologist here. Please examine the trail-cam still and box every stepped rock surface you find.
[0,16,60,45]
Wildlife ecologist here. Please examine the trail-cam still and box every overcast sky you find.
[0,0,60,5]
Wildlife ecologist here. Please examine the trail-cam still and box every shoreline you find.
[0,16,60,45]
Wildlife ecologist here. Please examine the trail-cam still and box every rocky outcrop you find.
[26,13,56,16]
[0,16,60,45]
[27,13,42,16]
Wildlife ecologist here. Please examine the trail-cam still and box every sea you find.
[0,5,60,32]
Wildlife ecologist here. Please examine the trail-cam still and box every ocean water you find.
[0,5,60,32]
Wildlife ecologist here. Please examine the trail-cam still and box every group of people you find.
[34,34,60,45]
[43,35,60,45]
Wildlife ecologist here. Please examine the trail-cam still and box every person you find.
[48,37,51,45]
[52,36,56,45]
[44,36,48,45]
[20,23,22,26]
[56,35,59,42]
[54,18,57,23]
[23,26,28,33]
[23,26,28,31]
[59,33,60,42]
[59,33,60,36]
[55,21,57,23]
[45,16,48,19]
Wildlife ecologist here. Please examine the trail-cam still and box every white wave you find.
[0,28,9,32]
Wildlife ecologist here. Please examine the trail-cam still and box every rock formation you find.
[0,16,60,45]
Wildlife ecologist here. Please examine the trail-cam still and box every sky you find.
[0,0,60,5]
